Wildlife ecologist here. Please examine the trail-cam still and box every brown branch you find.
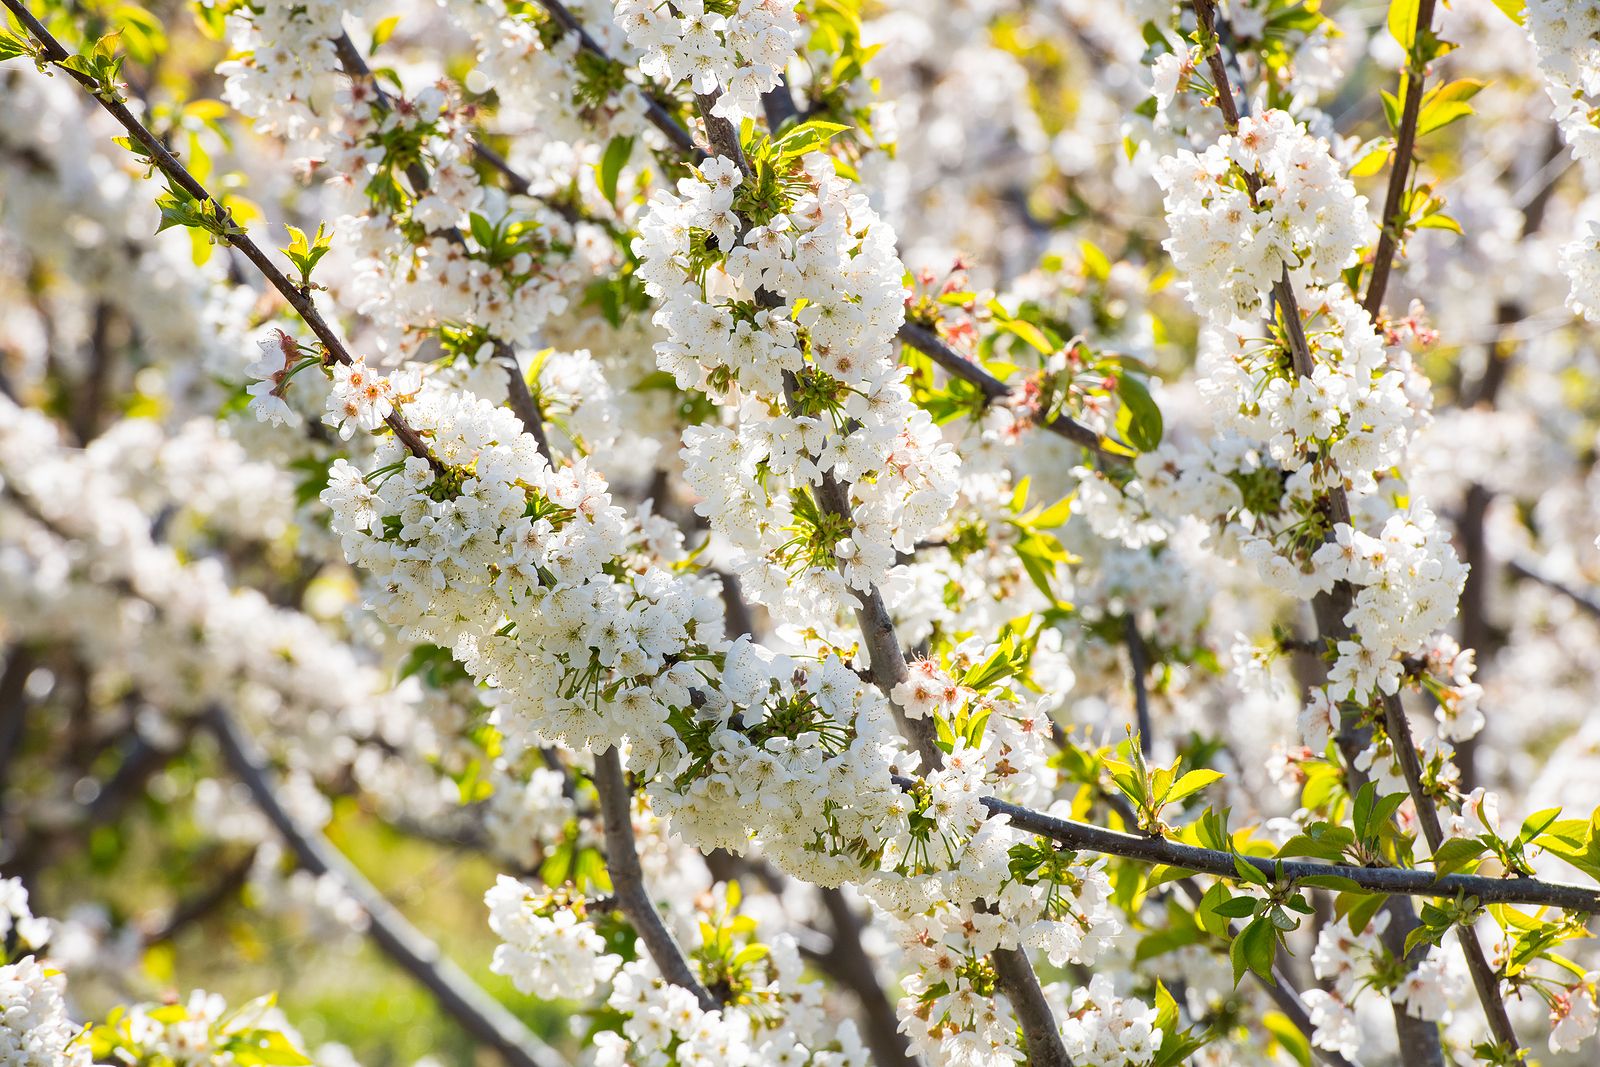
[814,888,920,1067]
[896,321,1110,457]
[0,644,35,800]
[1506,559,1600,621]
[205,706,568,1067]
[592,747,717,1010]
[533,0,703,159]
[1,0,440,468]
[1361,0,1439,319]
[1125,616,1153,754]
[142,847,258,945]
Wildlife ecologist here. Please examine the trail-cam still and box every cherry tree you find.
[3,0,1600,1065]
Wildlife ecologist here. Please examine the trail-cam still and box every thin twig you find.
[692,79,1067,1061]
[1506,559,1600,622]
[1361,0,1439,319]
[929,778,1600,910]
[897,321,1110,457]
[534,0,703,158]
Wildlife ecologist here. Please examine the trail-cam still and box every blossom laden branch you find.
[593,747,718,1012]
[0,0,441,470]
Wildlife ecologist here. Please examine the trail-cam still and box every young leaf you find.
[1387,0,1420,52]
[597,135,635,206]
[1165,768,1224,807]
[1116,374,1163,452]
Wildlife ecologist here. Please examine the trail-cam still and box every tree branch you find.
[204,706,568,1067]
[814,888,920,1067]
[592,746,718,1010]
[1506,558,1600,621]
[896,321,1110,457]
[533,0,703,159]
[1125,616,1153,754]
[2,0,439,469]
[1192,3,1512,1055]
[1361,0,1439,319]
[979,782,1600,908]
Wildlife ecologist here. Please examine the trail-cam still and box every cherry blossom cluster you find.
[0,956,89,1067]
[450,0,656,145]
[637,150,959,627]
[1153,109,1368,328]
[1526,1,1600,173]
[601,937,869,1067]
[490,877,874,1067]
[219,1,586,375]
[614,0,801,124]
[486,877,621,1000]
[1059,974,1164,1067]
[213,0,363,141]
[1526,2,1600,324]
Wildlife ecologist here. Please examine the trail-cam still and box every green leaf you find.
[1380,89,1402,131]
[1229,917,1277,987]
[1387,0,1420,52]
[369,14,400,54]
[1487,0,1525,24]
[468,212,496,252]
[1233,852,1270,888]
[1416,78,1486,137]
[597,135,635,206]
[1079,239,1111,282]
[1520,806,1562,844]
[1277,834,1348,862]
[0,28,35,61]
[1430,837,1488,877]
[1262,1011,1312,1067]
[1349,139,1395,178]
[996,318,1053,355]
[1165,768,1224,807]
[1213,895,1260,919]
[770,119,851,160]
[1352,782,1377,840]
[1116,374,1163,452]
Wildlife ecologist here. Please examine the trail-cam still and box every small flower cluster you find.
[1059,974,1164,1067]
[636,151,958,627]
[0,956,89,1067]
[91,989,317,1067]
[1550,972,1600,1053]
[599,936,870,1067]
[219,12,585,377]
[1311,513,1468,704]
[1300,912,1391,1058]
[1154,109,1367,328]
[1558,220,1600,324]
[486,877,621,1000]
[1526,0,1600,173]
[0,878,50,957]
[213,0,360,140]
[322,81,581,357]
[1526,2,1600,323]
[615,0,801,124]
[451,0,655,145]
[1193,287,1420,489]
